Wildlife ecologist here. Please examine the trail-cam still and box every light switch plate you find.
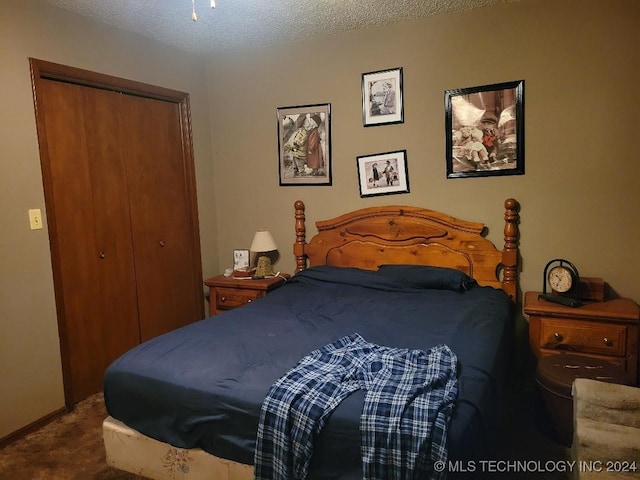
[29,209,43,230]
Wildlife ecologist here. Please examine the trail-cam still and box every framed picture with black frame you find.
[356,150,409,198]
[361,67,404,127]
[277,103,331,186]
[445,80,524,178]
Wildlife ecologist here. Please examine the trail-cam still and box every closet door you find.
[31,59,205,406]
[120,95,204,340]
[36,80,141,403]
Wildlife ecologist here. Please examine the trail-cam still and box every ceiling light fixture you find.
[192,0,216,22]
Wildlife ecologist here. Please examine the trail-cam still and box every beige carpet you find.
[0,386,570,479]
[0,393,143,479]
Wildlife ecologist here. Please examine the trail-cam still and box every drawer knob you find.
[220,296,226,302]
[603,337,612,346]
[553,332,563,342]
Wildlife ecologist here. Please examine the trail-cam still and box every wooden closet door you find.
[119,95,204,340]
[37,80,141,403]
[31,59,205,406]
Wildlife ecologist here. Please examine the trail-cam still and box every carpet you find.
[489,386,572,480]
[0,393,143,479]
[0,386,570,479]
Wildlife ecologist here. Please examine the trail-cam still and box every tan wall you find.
[208,0,639,301]
[207,0,639,384]
[1,0,638,440]
[0,1,217,439]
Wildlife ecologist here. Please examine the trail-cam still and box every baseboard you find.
[0,406,68,449]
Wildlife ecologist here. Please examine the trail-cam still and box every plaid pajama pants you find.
[254,333,458,480]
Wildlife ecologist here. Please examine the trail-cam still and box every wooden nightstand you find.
[204,274,289,316]
[524,291,640,385]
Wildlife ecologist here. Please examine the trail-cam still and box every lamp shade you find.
[250,230,277,253]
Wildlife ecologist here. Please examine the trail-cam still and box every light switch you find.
[29,209,43,230]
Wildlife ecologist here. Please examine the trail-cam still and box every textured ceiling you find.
[43,0,519,54]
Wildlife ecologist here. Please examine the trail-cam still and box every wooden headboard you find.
[293,199,520,301]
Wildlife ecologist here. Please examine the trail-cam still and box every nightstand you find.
[524,291,640,385]
[204,274,289,316]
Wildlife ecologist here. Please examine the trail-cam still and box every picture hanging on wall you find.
[356,150,409,198]
[361,67,404,126]
[277,103,331,186]
[445,80,524,178]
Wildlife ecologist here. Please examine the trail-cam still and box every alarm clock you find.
[539,258,583,307]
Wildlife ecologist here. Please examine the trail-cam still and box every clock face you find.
[548,266,573,293]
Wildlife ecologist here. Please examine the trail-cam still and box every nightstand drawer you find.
[204,274,289,316]
[525,292,640,385]
[214,287,262,310]
[539,317,627,357]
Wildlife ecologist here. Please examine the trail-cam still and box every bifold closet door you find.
[119,95,204,340]
[37,80,141,403]
[32,59,205,406]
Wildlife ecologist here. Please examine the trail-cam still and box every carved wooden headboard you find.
[293,199,520,301]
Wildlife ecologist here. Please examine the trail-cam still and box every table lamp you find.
[250,230,278,277]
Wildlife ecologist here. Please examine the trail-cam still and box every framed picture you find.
[357,150,409,198]
[362,67,404,126]
[233,249,250,271]
[277,103,331,186]
[445,80,524,179]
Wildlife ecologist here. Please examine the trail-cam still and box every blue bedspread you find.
[104,265,512,480]
[255,333,458,480]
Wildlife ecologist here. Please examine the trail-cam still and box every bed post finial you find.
[294,200,307,273]
[502,198,520,300]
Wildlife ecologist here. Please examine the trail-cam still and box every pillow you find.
[376,264,476,292]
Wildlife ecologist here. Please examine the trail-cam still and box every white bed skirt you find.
[103,416,254,480]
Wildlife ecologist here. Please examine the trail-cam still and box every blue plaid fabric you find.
[254,333,458,480]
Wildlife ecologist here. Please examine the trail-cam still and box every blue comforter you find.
[104,265,512,479]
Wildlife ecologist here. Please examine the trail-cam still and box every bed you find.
[103,199,520,480]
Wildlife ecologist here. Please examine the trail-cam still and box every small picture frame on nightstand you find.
[233,249,250,271]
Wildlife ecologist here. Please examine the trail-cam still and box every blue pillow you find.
[376,264,476,292]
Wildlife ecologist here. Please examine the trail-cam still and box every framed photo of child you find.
[356,150,409,198]
[445,80,524,178]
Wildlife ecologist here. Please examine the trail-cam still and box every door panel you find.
[120,95,204,340]
[31,59,204,406]
[38,80,140,403]
[81,87,141,364]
